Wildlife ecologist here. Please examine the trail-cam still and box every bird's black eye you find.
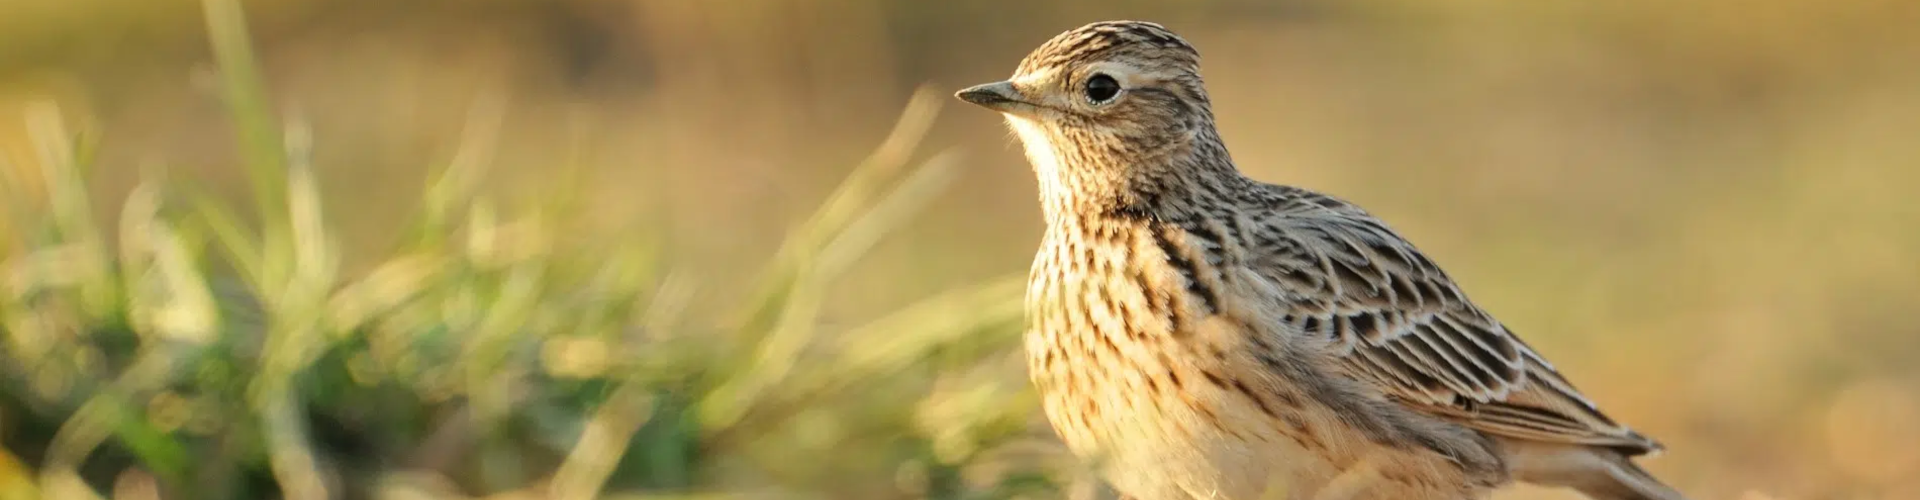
[1083,74,1121,104]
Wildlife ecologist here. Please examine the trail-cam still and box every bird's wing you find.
[1240,190,1660,454]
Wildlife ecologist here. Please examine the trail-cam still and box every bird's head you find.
[956,21,1233,214]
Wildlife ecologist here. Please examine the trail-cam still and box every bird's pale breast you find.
[1025,221,1486,500]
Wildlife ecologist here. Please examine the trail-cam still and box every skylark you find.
[955,21,1688,500]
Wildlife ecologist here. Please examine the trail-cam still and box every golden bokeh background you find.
[1,1,1917,499]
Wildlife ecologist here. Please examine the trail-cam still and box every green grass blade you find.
[199,0,288,238]
[24,101,117,320]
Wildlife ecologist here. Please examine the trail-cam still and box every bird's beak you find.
[954,81,1029,113]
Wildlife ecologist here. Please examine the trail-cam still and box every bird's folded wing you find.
[1246,200,1660,454]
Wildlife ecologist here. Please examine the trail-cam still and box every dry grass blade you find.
[26,102,91,241]
[256,386,330,500]
[728,86,947,342]
[2,243,94,303]
[24,101,116,319]
[412,91,506,248]
[0,158,30,258]
[813,149,961,279]
[199,0,288,229]
[39,347,190,486]
[795,84,946,250]
[824,274,1024,389]
[708,275,1024,447]
[282,117,337,302]
[326,252,446,333]
[187,193,264,289]
[699,147,964,431]
[37,470,105,500]
[120,184,221,345]
[547,386,657,500]
[701,89,958,433]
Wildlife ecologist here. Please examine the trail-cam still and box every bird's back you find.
[1227,182,1663,454]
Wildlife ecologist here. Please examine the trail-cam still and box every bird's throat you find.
[1007,116,1171,226]
[1005,116,1086,224]
[1006,116,1243,225]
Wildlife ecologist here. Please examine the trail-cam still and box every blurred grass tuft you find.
[0,1,1045,499]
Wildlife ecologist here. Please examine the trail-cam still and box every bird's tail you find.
[1571,458,1688,500]
[1504,441,1689,500]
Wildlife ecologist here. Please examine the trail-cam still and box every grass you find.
[0,1,1058,498]
[12,0,1917,498]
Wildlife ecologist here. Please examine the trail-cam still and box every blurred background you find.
[1,0,1917,499]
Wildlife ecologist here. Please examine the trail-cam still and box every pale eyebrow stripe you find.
[1012,67,1060,88]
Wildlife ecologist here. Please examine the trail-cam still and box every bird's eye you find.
[1083,74,1121,104]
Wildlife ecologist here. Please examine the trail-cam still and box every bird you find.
[953,20,1688,500]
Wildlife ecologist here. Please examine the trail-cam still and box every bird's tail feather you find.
[1503,441,1688,500]
[1571,458,1688,500]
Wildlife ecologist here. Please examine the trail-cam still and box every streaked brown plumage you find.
[955,20,1688,500]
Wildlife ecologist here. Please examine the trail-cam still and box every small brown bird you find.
[955,21,1687,500]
